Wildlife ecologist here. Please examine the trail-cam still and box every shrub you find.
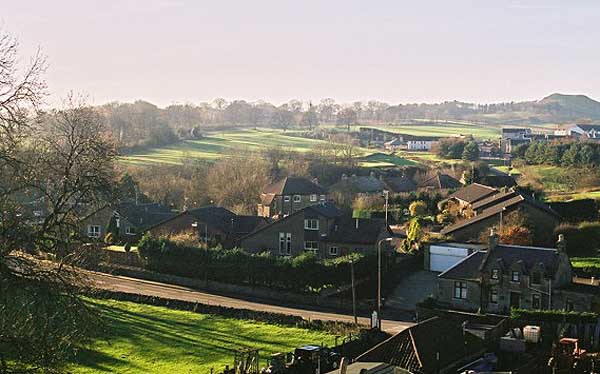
[555,221,600,256]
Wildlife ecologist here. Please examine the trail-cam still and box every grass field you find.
[121,128,417,167]
[352,121,501,139]
[67,299,337,374]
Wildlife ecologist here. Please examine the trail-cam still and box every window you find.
[87,225,101,238]
[283,195,291,202]
[310,194,318,202]
[304,219,319,230]
[489,288,498,304]
[511,271,520,283]
[279,233,292,255]
[329,246,338,256]
[453,281,467,299]
[304,241,319,252]
[293,195,301,203]
[491,269,500,280]
[532,294,541,310]
[126,227,136,235]
[320,194,326,201]
[531,272,541,285]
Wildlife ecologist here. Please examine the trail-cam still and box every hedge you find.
[511,309,599,324]
[554,221,600,256]
[549,199,599,223]
[137,234,383,294]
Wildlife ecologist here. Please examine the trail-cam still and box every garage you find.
[429,243,484,273]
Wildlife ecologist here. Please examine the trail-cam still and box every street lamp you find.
[377,237,394,327]
[382,190,389,226]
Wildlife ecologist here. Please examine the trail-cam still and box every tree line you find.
[516,140,600,168]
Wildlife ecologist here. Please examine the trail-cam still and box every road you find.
[88,271,413,334]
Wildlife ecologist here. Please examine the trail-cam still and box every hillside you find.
[537,93,600,118]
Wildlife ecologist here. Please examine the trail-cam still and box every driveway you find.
[386,270,439,312]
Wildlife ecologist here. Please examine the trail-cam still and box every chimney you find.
[557,234,566,253]
[488,228,499,252]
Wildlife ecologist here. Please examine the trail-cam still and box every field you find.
[121,128,416,168]
[351,121,501,139]
[67,299,337,373]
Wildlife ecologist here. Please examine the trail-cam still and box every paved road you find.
[88,272,413,335]
[386,270,438,311]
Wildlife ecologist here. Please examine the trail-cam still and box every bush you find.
[549,199,599,223]
[555,222,600,256]
[511,309,598,324]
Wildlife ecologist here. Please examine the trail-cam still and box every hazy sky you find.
[3,0,600,107]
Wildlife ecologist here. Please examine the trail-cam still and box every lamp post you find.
[382,190,389,226]
[377,237,394,327]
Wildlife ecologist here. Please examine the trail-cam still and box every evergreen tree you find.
[462,141,480,161]
[561,143,580,167]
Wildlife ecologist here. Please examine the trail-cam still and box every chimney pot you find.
[557,234,566,253]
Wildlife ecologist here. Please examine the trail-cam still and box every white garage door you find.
[429,245,470,273]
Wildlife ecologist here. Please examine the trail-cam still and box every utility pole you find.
[350,260,357,324]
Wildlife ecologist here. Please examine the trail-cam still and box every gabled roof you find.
[441,193,559,235]
[325,217,390,245]
[229,215,271,234]
[419,173,462,190]
[382,176,417,194]
[577,124,600,132]
[357,317,485,373]
[479,244,562,275]
[502,127,531,134]
[471,190,517,211]
[449,183,498,204]
[330,175,386,194]
[116,202,175,230]
[262,176,325,195]
[438,251,486,280]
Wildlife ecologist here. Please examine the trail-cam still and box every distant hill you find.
[537,93,600,119]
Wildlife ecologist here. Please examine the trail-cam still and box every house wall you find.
[437,278,481,312]
[80,206,112,240]
[261,193,326,218]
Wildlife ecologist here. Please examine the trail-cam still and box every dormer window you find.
[310,194,317,202]
[293,195,301,203]
[491,269,500,280]
[511,271,520,283]
[283,195,291,202]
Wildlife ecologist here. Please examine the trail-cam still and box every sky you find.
[3,0,600,107]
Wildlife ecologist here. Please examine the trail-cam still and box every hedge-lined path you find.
[88,271,414,334]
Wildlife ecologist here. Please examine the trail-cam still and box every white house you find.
[406,136,439,151]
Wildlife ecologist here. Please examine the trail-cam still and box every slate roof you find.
[325,217,389,245]
[441,193,559,235]
[479,244,562,275]
[330,175,386,194]
[262,176,325,195]
[306,203,343,218]
[357,317,485,373]
[419,173,462,190]
[229,215,271,234]
[578,124,600,132]
[449,183,498,204]
[382,176,417,193]
[438,251,486,280]
[471,190,517,211]
[477,175,517,188]
[116,202,175,230]
[502,128,531,134]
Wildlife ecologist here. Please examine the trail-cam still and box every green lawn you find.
[353,121,500,140]
[359,152,417,167]
[66,299,337,374]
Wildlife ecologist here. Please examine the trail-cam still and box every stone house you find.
[440,191,561,246]
[417,172,462,195]
[240,203,393,258]
[441,183,499,218]
[80,202,175,242]
[257,176,327,219]
[146,206,270,248]
[437,231,573,314]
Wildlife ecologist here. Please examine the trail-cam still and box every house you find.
[383,138,405,151]
[418,173,462,194]
[382,176,418,196]
[329,173,387,205]
[444,183,499,212]
[405,136,440,151]
[356,316,485,374]
[501,127,532,140]
[437,231,573,314]
[240,203,393,258]
[554,124,600,139]
[80,202,175,242]
[440,191,560,246]
[257,176,327,219]
[146,206,270,248]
